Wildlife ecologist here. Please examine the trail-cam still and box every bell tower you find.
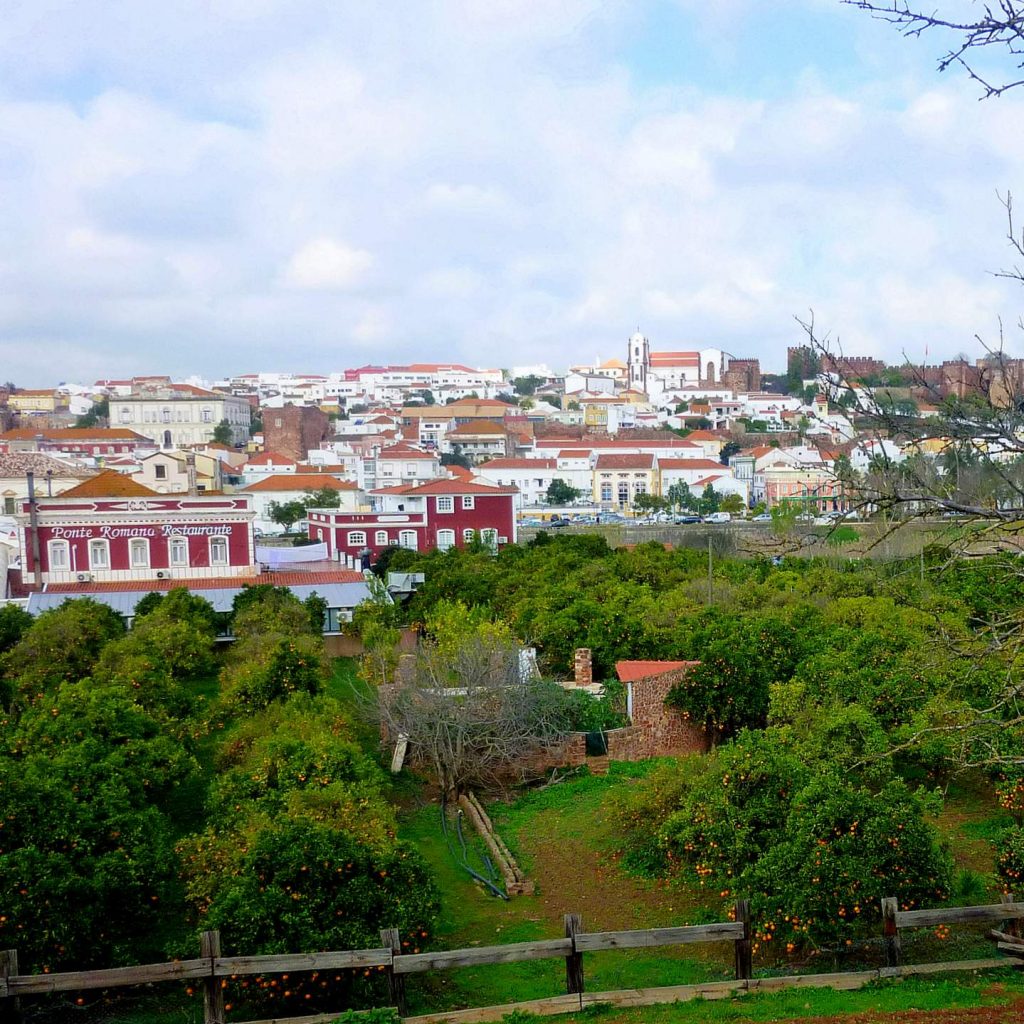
[627,329,648,392]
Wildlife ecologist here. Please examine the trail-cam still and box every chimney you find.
[573,648,592,687]
[185,451,198,496]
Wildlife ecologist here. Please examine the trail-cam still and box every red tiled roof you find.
[445,465,475,481]
[558,450,592,458]
[372,478,517,496]
[615,660,698,682]
[59,470,159,498]
[245,451,297,466]
[658,458,727,470]
[0,427,150,442]
[649,352,700,365]
[241,474,358,492]
[685,430,729,441]
[449,421,507,435]
[480,458,556,470]
[594,454,654,470]
[536,438,698,449]
[379,446,437,460]
[45,569,366,593]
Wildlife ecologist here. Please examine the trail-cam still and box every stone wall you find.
[626,667,708,759]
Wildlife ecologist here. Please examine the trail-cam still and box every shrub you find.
[997,825,1024,890]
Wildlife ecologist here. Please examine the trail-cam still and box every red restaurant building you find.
[17,470,256,587]
[308,478,517,567]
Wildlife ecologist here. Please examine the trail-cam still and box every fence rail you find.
[1,895,1021,1024]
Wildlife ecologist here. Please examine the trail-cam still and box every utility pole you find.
[707,533,713,605]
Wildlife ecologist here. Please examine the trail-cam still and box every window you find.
[463,528,476,542]
[88,539,109,570]
[130,538,149,568]
[201,407,213,423]
[618,482,629,505]
[436,496,454,513]
[155,464,167,480]
[600,482,612,502]
[399,530,418,550]
[162,408,171,423]
[2,495,15,514]
[209,536,229,566]
[635,480,647,495]
[437,529,456,551]
[48,540,70,571]
[480,528,498,550]
[347,531,367,546]
[169,537,188,566]
[461,496,475,510]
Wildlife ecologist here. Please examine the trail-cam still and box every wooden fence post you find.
[381,927,408,1016]
[1,949,23,1024]
[881,897,901,968]
[200,930,225,1024]
[733,900,752,981]
[564,913,584,996]
[1001,892,1020,939]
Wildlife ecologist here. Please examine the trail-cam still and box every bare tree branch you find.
[844,1,1024,97]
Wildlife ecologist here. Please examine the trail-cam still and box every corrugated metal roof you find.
[28,580,373,616]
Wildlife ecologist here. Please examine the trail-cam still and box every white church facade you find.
[627,331,732,402]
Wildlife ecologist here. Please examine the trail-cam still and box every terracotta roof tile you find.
[615,660,698,682]
[59,470,159,498]
[241,474,358,492]
[45,569,365,593]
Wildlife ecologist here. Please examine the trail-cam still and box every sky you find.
[3,0,1024,384]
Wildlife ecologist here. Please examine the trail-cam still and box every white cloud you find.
[3,1,1024,383]
[281,239,373,291]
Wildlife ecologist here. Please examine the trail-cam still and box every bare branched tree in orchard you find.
[378,636,571,796]
[845,1,1024,97]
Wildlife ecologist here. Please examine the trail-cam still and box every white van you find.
[705,512,732,524]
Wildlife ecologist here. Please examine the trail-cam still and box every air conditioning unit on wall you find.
[75,572,93,583]
[155,570,172,580]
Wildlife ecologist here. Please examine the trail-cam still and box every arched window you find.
[162,429,172,448]
[463,528,476,543]
[375,530,389,545]
[436,529,455,551]
[706,361,716,383]
[347,531,367,546]
[480,528,498,550]
[399,530,418,550]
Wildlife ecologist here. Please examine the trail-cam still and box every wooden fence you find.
[0,896,1020,1024]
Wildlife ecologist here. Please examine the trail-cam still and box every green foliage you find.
[0,678,195,969]
[332,1011,401,1024]
[268,498,307,532]
[617,730,952,948]
[304,591,328,633]
[1,598,126,710]
[212,418,233,445]
[304,485,342,509]
[0,602,32,655]
[997,825,1024,889]
[546,478,580,505]
[512,375,545,396]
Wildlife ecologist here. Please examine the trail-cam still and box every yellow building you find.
[7,390,67,414]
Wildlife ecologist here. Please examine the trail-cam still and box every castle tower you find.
[627,330,649,392]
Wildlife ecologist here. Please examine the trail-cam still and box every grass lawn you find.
[552,971,1024,1024]
[398,763,733,1014]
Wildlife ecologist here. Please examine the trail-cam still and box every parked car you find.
[549,516,570,527]
[705,512,732,524]
[751,512,772,523]
[674,514,702,524]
